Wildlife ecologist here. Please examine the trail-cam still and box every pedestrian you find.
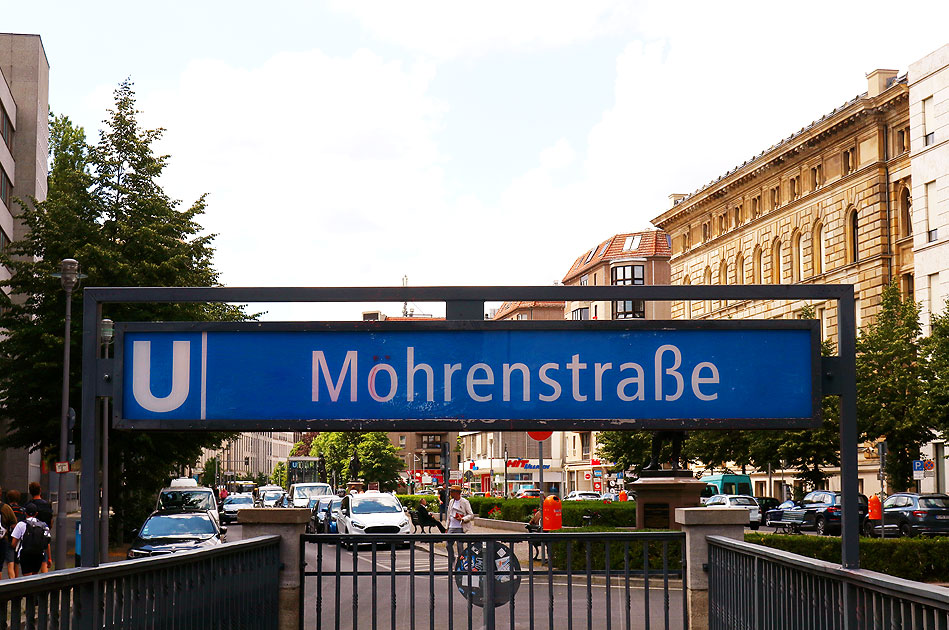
[0,489,16,580]
[445,485,475,570]
[26,483,53,529]
[7,490,25,524]
[416,498,446,533]
[11,503,51,576]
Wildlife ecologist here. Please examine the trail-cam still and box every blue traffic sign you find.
[913,460,924,472]
[114,321,820,430]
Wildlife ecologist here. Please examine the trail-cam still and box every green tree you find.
[310,432,361,482]
[201,457,219,489]
[857,284,933,492]
[290,432,319,457]
[356,432,404,491]
[0,82,246,541]
[923,298,949,432]
[271,461,288,488]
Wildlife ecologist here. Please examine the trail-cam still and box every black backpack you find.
[26,499,52,528]
[20,521,50,556]
[10,504,26,523]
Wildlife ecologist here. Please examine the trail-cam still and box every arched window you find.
[735,253,745,284]
[846,206,859,263]
[753,246,763,283]
[812,222,824,276]
[900,186,913,237]
[772,239,783,284]
[791,231,803,282]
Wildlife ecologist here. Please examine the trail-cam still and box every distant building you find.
[0,33,49,494]
[196,432,296,482]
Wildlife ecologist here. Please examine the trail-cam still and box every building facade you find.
[196,432,297,482]
[0,34,49,494]
[652,69,912,344]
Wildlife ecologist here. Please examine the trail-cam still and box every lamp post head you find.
[100,319,114,344]
[53,258,86,293]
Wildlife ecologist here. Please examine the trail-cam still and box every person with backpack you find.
[11,503,51,576]
[0,489,15,580]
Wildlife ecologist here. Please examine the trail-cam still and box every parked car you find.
[127,510,225,558]
[312,496,343,533]
[336,492,410,543]
[220,493,254,524]
[601,492,619,502]
[288,482,334,508]
[764,500,797,527]
[789,490,870,536]
[870,493,949,537]
[260,490,286,508]
[704,494,760,529]
[156,485,220,528]
[514,488,542,499]
[564,491,602,501]
[754,497,781,525]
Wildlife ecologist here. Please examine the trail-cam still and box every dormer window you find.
[584,248,595,264]
[623,235,641,251]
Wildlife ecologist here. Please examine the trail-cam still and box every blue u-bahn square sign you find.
[112,320,821,431]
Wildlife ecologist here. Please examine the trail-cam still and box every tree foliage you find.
[0,81,247,540]
[290,432,319,457]
[201,457,219,489]
[857,284,935,491]
[309,432,403,491]
[922,297,949,433]
[270,461,288,488]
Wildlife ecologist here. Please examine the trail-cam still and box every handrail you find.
[0,535,280,598]
[708,535,949,606]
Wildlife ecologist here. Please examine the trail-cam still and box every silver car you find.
[704,494,760,529]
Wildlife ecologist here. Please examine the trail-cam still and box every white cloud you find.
[328,0,638,60]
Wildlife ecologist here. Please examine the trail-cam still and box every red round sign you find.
[528,431,553,441]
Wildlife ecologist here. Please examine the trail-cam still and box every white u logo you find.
[132,340,191,413]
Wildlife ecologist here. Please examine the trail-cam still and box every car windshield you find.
[158,490,214,511]
[920,497,949,509]
[263,492,283,501]
[225,496,253,506]
[351,496,403,514]
[141,514,215,539]
[295,485,332,499]
[330,499,342,512]
[730,497,756,506]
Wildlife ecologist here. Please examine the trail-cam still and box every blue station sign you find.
[113,320,821,431]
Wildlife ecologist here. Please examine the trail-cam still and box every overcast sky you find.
[6,1,949,319]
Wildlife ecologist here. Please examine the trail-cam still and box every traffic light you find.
[244,456,250,466]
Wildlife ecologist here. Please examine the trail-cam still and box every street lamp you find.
[503,445,509,498]
[52,258,84,571]
[99,319,113,563]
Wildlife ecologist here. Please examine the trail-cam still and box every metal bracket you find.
[446,300,485,321]
[96,358,114,398]
[821,356,841,395]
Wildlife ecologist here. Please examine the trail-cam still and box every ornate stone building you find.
[651,70,912,342]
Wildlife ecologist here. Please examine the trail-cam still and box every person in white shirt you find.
[446,486,474,533]
[11,503,50,576]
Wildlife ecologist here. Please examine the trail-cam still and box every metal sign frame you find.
[111,318,822,431]
[79,284,859,577]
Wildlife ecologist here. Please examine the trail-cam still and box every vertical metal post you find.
[55,286,73,571]
[79,296,101,630]
[484,539,496,630]
[838,291,859,630]
[539,439,544,530]
[100,394,109,563]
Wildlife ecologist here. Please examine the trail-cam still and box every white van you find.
[169,477,199,488]
[288,483,333,508]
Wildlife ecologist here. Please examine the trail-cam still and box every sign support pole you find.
[538,439,544,530]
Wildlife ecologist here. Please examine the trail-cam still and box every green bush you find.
[548,527,682,573]
[561,501,636,527]
[744,533,949,583]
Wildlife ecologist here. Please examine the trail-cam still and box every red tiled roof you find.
[562,230,671,283]
[383,316,446,321]
[492,301,565,320]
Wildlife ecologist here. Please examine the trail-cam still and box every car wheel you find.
[899,522,914,538]
[765,516,773,527]
[816,516,827,536]
[750,523,759,530]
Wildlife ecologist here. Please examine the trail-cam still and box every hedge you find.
[744,533,949,583]
[548,527,682,573]
[395,496,637,528]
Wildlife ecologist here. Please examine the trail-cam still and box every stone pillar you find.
[674,507,747,630]
[631,474,706,530]
[239,508,310,630]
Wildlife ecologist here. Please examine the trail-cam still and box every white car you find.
[336,492,410,543]
[564,491,602,501]
[220,493,255,524]
[704,494,760,529]
[288,482,334,508]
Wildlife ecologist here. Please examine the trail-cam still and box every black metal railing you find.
[708,535,949,629]
[0,534,280,629]
[301,531,686,630]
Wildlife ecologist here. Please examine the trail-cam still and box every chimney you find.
[867,69,899,98]
[668,193,687,209]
